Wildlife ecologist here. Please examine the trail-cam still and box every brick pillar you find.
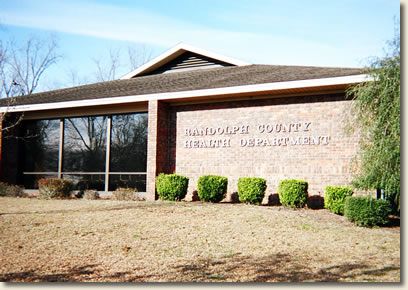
[146,100,169,200]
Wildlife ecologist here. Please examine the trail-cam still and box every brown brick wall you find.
[165,93,360,200]
[146,100,172,200]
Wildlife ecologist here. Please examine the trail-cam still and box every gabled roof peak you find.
[120,43,250,79]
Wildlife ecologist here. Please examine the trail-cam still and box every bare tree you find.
[127,45,152,71]
[58,45,151,188]
[1,36,60,98]
[66,68,91,87]
[91,45,152,82]
[0,35,61,131]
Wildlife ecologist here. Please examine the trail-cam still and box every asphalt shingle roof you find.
[0,64,364,106]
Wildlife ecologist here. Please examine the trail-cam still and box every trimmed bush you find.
[237,177,267,204]
[344,196,391,227]
[112,187,137,201]
[324,186,353,215]
[38,178,73,199]
[197,175,228,202]
[278,179,308,208]
[156,173,189,201]
[83,190,99,200]
[0,182,25,197]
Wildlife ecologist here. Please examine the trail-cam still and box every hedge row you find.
[20,175,393,228]
[156,174,268,204]
[155,174,392,227]
[155,175,307,207]
[155,175,335,209]
[35,178,145,201]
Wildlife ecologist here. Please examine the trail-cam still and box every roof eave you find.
[0,74,370,113]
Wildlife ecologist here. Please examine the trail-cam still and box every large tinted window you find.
[23,119,60,172]
[110,113,148,172]
[21,119,60,188]
[63,116,107,172]
[17,112,148,191]
[63,116,107,190]
[109,113,148,191]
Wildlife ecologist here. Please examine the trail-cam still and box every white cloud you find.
[0,0,376,67]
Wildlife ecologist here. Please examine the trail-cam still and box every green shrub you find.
[156,173,189,201]
[83,190,99,200]
[324,186,353,215]
[0,182,25,197]
[197,175,228,202]
[344,196,391,227]
[237,177,267,204]
[38,178,73,199]
[278,179,308,208]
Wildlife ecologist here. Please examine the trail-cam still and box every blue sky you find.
[0,0,400,91]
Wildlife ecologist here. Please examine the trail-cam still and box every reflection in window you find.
[23,119,60,172]
[21,119,60,189]
[18,112,148,191]
[109,113,148,191]
[110,113,148,172]
[63,116,107,172]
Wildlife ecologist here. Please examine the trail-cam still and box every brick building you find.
[0,44,367,201]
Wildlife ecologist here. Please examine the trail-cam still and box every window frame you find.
[20,112,148,192]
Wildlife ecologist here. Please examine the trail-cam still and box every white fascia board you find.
[120,43,250,79]
[0,74,370,113]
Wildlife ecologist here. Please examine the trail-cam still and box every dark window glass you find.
[109,113,147,191]
[22,119,60,173]
[110,113,148,172]
[63,116,107,172]
[17,113,147,191]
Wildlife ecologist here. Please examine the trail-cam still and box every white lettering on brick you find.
[182,121,330,148]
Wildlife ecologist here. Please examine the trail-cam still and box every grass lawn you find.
[0,197,400,282]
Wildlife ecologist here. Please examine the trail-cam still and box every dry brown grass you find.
[0,197,400,282]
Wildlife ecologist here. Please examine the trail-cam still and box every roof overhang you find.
[0,74,369,114]
[120,43,250,79]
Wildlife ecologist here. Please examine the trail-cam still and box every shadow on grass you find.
[307,195,325,210]
[0,264,154,282]
[171,253,400,282]
[1,254,400,282]
[265,194,281,206]
[1,264,99,282]
[385,216,400,227]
